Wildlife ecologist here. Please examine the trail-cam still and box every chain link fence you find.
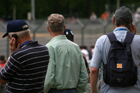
[0,18,140,58]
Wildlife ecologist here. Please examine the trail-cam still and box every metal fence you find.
[1,18,140,58]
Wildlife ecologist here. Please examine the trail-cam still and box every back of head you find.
[0,55,5,62]
[47,14,64,33]
[83,45,87,49]
[2,19,30,38]
[114,6,132,27]
[90,45,95,49]
[63,28,74,41]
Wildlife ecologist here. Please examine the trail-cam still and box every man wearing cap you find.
[63,28,74,42]
[63,28,91,93]
[44,14,88,93]
[90,6,140,93]
[63,28,90,79]
[0,19,50,93]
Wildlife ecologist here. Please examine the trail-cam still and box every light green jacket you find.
[44,35,88,93]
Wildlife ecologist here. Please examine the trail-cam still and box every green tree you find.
[0,0,140,19]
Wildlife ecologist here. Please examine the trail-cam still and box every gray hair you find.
[48,23,64,33]
[115,17,131,28]
[8,29,30,38]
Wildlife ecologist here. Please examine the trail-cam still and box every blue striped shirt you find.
[0,41,50,93]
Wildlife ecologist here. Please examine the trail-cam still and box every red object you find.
[0,63,5,67]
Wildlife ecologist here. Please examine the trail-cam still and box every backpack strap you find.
[124,31,134,44]
[106,32,117,43]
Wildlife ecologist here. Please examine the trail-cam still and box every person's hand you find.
[129,24,136,34]
[10,38,20,53]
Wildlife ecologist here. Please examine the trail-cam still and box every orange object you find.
[117,63,122,68]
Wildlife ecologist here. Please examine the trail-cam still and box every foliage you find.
[0,0,139,20]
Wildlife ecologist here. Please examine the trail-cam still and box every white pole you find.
[13,5,16,20]
[27,12,31,20]
[117,0,120,9]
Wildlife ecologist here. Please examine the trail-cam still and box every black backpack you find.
[103,31,137,87]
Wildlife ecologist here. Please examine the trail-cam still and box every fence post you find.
[0,22,7,57]
[98,19,110,34]
[26,20,44,41]
[81,28,84,45]
[32,22,45,41]
[7,37,9,58]
[77,19,90,45]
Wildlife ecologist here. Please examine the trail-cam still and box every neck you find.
[19,36,32,46]
[50,32,63,38]
[114,25,127,29]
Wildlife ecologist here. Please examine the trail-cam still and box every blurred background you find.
[1,0,140,58]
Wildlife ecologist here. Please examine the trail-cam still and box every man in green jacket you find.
[44,13,88,93]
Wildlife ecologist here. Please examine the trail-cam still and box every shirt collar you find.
[49,35,67,42]
[113,27,129,32]
[21,40,33,48]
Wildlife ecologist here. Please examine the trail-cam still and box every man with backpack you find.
[90,6,140,93]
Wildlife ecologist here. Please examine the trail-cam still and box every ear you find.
[131,19,133,24]
[47,26,53,36]
[64,25,66,31]
[113,17,115,25]
[8,34,12,40]
[47,26,50,32]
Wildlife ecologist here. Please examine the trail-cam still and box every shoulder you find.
[14,42,48,57]
[69,40,79,47]
[37,43,48,49]
[131,35,140,46]
[133,35,140,41]
[94,34,111,52]
[96,35,108,43]
[47,39,79,48]
[95,35,108,46]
